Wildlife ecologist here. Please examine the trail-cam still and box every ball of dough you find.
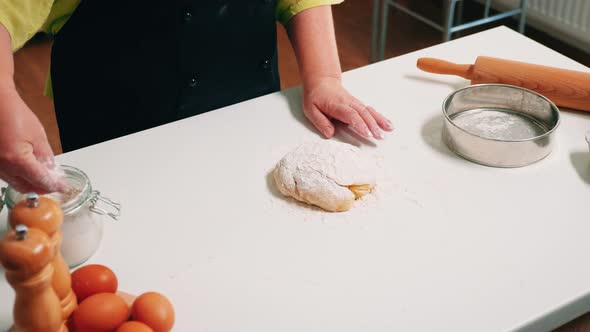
[273,141,377,212]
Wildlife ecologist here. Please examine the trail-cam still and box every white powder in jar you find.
[60,202,103,268]
[45,188,103,268]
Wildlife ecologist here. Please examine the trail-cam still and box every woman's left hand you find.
[303,77,394,140]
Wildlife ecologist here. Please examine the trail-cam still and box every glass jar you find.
[1,165,121,268]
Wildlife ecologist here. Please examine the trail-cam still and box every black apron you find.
[51,1,280,152]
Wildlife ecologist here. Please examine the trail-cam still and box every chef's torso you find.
[51,1,280,152]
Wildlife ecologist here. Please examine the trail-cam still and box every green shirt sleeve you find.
[276,0,344,25]
[0,0,54,51]
[40,0,80,36]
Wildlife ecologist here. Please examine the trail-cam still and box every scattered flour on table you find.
[266,140,425,222]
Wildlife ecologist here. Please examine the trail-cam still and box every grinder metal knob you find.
[14,225,28,240]
[26,193,39,208]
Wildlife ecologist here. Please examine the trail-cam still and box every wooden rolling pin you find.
[416,56,590,112]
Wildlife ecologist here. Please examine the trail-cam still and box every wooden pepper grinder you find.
[0,224,67,332]
[9,193,78,320]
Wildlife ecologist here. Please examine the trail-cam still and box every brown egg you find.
[116,321,154,332]
[131,292,175,332]
[73,293,130,332]
[71,264,118,302]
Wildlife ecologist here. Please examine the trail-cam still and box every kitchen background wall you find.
[491,0,590,52]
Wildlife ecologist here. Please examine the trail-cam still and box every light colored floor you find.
[11,1,590,329]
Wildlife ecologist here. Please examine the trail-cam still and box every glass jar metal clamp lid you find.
[1,165,121,220]
[1,165,121,268]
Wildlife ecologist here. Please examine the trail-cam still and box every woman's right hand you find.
[0,87,67,194]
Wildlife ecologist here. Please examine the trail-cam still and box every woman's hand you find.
[286,6,393,140]
[303,76,393,139]
[0,23,66,194]
[0,88,67,194]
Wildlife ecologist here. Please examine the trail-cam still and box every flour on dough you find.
[273,140,377,212]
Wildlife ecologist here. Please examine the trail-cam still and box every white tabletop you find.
[1,26,590,332]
